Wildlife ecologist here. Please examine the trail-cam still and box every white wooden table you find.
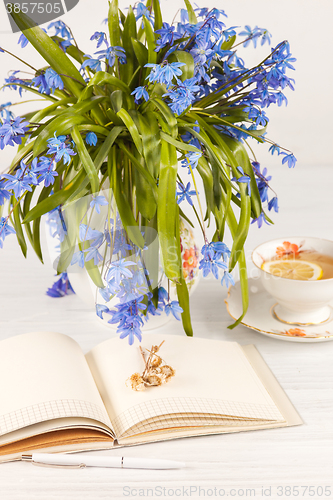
[0,165,333,499]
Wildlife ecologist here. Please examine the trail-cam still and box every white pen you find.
[22,453,186,470]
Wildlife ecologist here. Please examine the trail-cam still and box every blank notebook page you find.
[86,334,285,437]
[0,331,111,436]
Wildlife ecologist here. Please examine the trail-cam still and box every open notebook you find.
[0,332,302,462]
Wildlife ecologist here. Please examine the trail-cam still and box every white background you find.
[0,3,333,497]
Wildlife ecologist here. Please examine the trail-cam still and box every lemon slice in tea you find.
[262,259,323,280]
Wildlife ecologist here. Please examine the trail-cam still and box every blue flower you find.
[231,166,251,196]
[47,207,67,243]
[96,304,110,319]
[134,2,154,25]
[275,91,288,107]
[281,152,297,169]
[18,33,29,48]
[90,195,108,214]
[96,46,126,66]
[32,73,51,94]
[251,211,270,228]
[48,21,71,39]
[46,273,74,298]
[38,168,58,188]
[71,250,85,268]
[191,39,215,66]
[165,301,183,320]
[199,241,231,279]
[131,86,149,104]
[210,256,228,279]
[119,320,142,345]
[90,32,108,48]
[0,116,29,149]
[181,151,202,172]
[158,286,168,305]
[86,132,98,146]
[4,71,29,97]
[0,217,15,249]
[84,246,103,265]
[268,196,279,213]
[211,241,231,261]
[79,223,103,244]
[106,259,137,285]
[176,182,197,206]
[238,25,264,48]
[0,180,11,206]
[60,39,72,52]
[81,56,102,72]
[44,68,64,92]
[221,271,235,287]
[0,102,14,121]
[155,23,181,52]
[145,62,185,87]
[269,144,281,155]
[47,134,76,165]
[247,107,269,127]
[1,171,33,200]
[164,77,201,115]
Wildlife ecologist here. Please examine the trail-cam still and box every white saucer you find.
[225,278,333,342]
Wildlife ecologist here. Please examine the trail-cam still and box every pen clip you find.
[22,455,86,469]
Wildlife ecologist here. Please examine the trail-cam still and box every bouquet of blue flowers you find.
[0,0,296,342]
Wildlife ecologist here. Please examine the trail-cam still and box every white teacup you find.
[252,237,333,326]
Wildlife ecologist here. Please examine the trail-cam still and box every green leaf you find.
[32,185,53,262]
[30,97,76,124]
[220,34,236,51]
[151,97,178,138]
[117,141,157,195]
[9,9,85,98]
[23,170,86,224]
[158,142,180,281]
[153,0,163,30]
[160,131,200,153]
[121,7,137,84]
[229,183,251,271]
[71,126,99,194]
[134,159,157,220]
[182,119,232,187]
[12,202,27,257]
[175,207,193,336]
[143,17,157,64]
[138,111,161,178]
[112,155,145,249]
[168,50,194,81]
[108,0,122,47]
[131,39,149,68]
[196,157,215,218]
[221,134,262,219]
[117,108,143,155]
[226,210,249,329]
[110,90,123,114]
[52,36,86,64]
[94,126,124,172]
[32,97,106,154]
[184,0,197,24]
[79,72,131,102]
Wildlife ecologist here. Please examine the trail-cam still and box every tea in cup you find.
[252,237,333,325]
